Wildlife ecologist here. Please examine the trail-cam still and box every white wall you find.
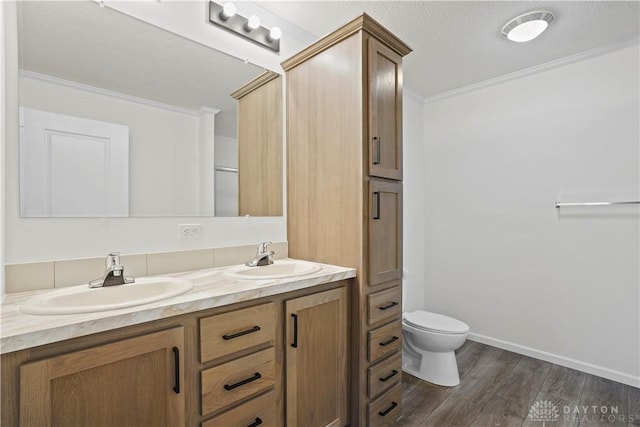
[402,90,425,312]
[421,44,639,385]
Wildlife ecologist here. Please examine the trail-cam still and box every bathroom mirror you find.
[17,1,283,217]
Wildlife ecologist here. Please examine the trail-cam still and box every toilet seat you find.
[404,310,469,335]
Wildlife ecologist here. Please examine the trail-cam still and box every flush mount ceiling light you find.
[209,1,280,52]
[501,10,555,42]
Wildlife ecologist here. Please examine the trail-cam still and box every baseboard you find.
[468,333,640,388]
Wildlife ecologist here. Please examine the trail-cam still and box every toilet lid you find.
[404,310,469,334]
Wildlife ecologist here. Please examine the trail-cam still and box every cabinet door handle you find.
[373,136,381,165]
[379,336,399,347]
[224,372,262,391]
[222,325,261,340]
[378,401,398,417]
[379,301,399,311]
[379,369,399,382]
[247,418,263,427]
[372,192,381,220]
[172,346,180,394]
[291,313,298,348]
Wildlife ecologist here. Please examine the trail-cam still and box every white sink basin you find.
[20,277,194,315]
[223,259,322,280]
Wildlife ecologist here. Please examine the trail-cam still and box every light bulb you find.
[246,15,260,31]
[220,2,236,20]
[269,27,282,41]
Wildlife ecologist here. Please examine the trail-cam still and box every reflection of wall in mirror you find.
[19,74,231,217]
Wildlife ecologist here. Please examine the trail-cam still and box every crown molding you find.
[424,36,640,105]
[19,70,213,116]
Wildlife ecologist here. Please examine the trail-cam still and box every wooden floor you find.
[396,340,640,427]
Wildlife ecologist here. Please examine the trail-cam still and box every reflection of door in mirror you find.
[232,72,283,217]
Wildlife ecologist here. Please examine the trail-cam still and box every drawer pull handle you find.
[379,301,399,311]
[222,325,261,340]
[379,336,399,347]
[247,417,263,427]
[373,136,381,165]
[291,313,298,348]
[378,401,398,417]
[379,369,399,382]
[172,346,180,394]
[373,192,381,220]
[224,372,262,391]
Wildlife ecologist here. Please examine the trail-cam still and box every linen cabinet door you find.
[285,287,348,427]
[369,179,402,286]
[368,37,403,181]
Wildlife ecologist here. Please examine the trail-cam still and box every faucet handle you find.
[257,241,272,254]
[106,252,121,268]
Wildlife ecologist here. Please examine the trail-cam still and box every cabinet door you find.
[368,38,403,180]
[369,179,402,286]
[20,327,184,427]
[285,287,348,427]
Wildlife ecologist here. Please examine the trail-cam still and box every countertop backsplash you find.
[4,241,289,293]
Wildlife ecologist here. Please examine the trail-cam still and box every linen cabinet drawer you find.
[368,320,402,363]
[201,390,276,427]
[200,302,276,362]
[201,347,276,416]
[368,284,402,326]
[368,352,402,398]
[368,383,402,427]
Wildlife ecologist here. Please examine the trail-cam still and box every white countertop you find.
[0,259,356,354]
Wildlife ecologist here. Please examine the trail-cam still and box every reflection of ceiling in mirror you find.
[17,1,265,138]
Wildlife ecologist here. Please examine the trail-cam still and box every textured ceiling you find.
[17,1,264,138]
[259,1,640,99]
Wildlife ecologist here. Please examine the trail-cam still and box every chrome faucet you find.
[245,241,275,267]
[89,252,135,288]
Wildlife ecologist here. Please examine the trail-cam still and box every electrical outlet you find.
[179,224,202,239]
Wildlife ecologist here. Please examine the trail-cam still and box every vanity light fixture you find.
[501,10,555,42]
[209,1,280,52]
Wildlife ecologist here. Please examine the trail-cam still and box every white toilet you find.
[402,310,469,387]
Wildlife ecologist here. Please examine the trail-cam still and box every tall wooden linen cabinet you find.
[284,14,411,426]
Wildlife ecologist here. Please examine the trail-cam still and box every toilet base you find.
[402,349,460,387]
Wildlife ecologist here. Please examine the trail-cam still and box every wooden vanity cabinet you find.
[1,280,351,427]
[284,13,410,425]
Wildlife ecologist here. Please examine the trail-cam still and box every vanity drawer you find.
[368,383,402,427]
[368,352,402,398]
[200,302,276,362]
[368,320,402,363]
[368,284,402,326]
[201,347,276,416]
[201,390,276,427]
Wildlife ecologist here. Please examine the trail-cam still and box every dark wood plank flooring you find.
[396,341,639,427]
